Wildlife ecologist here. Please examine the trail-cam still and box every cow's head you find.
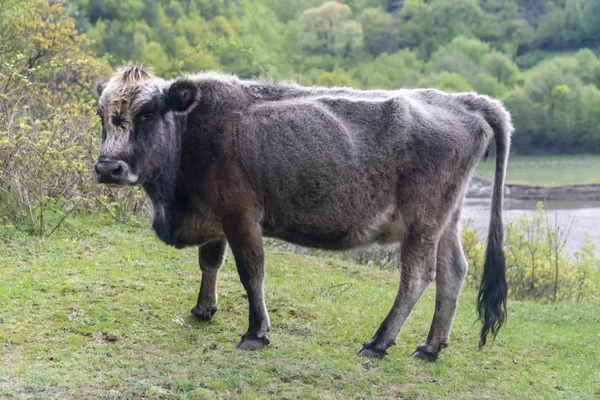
[93,64,198,186]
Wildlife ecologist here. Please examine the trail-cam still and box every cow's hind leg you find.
[359,232,437,358]
[191,239,228,321]
[411,209,467,361]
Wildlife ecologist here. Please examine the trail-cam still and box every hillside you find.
[63,0,600,155]
[0,0,598,156]
[1,217,599,398]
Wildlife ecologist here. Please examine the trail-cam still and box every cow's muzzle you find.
[94,159,138,185]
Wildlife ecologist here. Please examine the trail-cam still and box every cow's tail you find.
[471,94,513,349]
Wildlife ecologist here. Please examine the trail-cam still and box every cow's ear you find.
[94,81,107,98]
[164,80,199,112]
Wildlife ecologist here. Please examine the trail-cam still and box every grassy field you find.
[1,217,599,399]
[476,155,600,186]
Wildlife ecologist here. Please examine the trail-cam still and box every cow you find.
[93,64,511,360]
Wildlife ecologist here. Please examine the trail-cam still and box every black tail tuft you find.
[477,229,507,348]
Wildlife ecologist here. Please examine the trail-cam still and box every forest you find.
[1,0,599,154]
[64,0,600,154]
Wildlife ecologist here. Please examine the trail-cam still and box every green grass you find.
[476,155,600,186]
[1,217,599,399]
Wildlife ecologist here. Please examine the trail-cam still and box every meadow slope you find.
[1,217,599,399]
[476,155,600,187]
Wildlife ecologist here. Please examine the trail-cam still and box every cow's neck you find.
[142,109,221,246]
[142,117,185,246]
[142,168,178,245]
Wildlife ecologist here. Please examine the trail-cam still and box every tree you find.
[478,0,523,54]
[397,0,429,52]
[196,0,230,20]
[473,73,509,98]
[430,36,491,65]
[316,70,354,86]
[550,84,577,151]
[483,51,520,86]
[132,30,147,62]
[398,0,487,58]
[298,1,364,59]
[261,0,323,22]
[141,41,170,74]
[430,52,484,81]
[574,49,598,85]
[86,18,107,55]
[352,50,423,89]
[175,14,212,45]
[359,7,398,56]
[427,37,494,86]
[563,0,585,43]
[534,7,567,49]
[533,0,588,50]
[419,71,473,93]
[166,0,184,20]
[527,64,572,104]
[117,0,145,21]
[581,0,600,40]
[153,5,177,55]
[87,0,119,22]
[502,86,547,152]
[577,85,600,151]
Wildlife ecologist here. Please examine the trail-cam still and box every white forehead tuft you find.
[99,64,166,113]
[114,63,157,85]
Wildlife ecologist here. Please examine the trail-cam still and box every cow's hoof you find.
[410,348,439,362]
[236,333,270,351]
[358,337,390,358]
[358,344,387,358]
[190,305,218,321]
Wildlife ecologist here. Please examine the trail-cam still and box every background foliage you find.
[462,203,599,303]
[63,0,600,154]
[0,0,145,234]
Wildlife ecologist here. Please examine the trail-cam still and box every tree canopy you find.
[6,0,600,154]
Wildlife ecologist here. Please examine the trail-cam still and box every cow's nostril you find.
[112,165,123,177]
[95,160,134,184]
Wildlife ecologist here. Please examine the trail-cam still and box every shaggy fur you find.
[94,64,512,358]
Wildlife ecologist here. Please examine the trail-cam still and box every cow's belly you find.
[263,205,405,251]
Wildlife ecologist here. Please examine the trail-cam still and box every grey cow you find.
[93,64,511,360]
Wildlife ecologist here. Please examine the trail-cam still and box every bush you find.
[462,202,600,303]
[0,0,144,235]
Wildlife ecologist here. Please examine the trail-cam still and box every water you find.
[462,198,600,256]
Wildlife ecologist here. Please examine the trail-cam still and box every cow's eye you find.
[140,112,154,121]
[138,101,158,123]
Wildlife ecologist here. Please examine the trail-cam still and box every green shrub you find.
[0,0,144,235]
[462,202,600,303]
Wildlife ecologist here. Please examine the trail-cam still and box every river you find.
[462,198,600,256]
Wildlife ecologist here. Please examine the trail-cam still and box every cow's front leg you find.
[190,239,227,321]
[224,217,270,350]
